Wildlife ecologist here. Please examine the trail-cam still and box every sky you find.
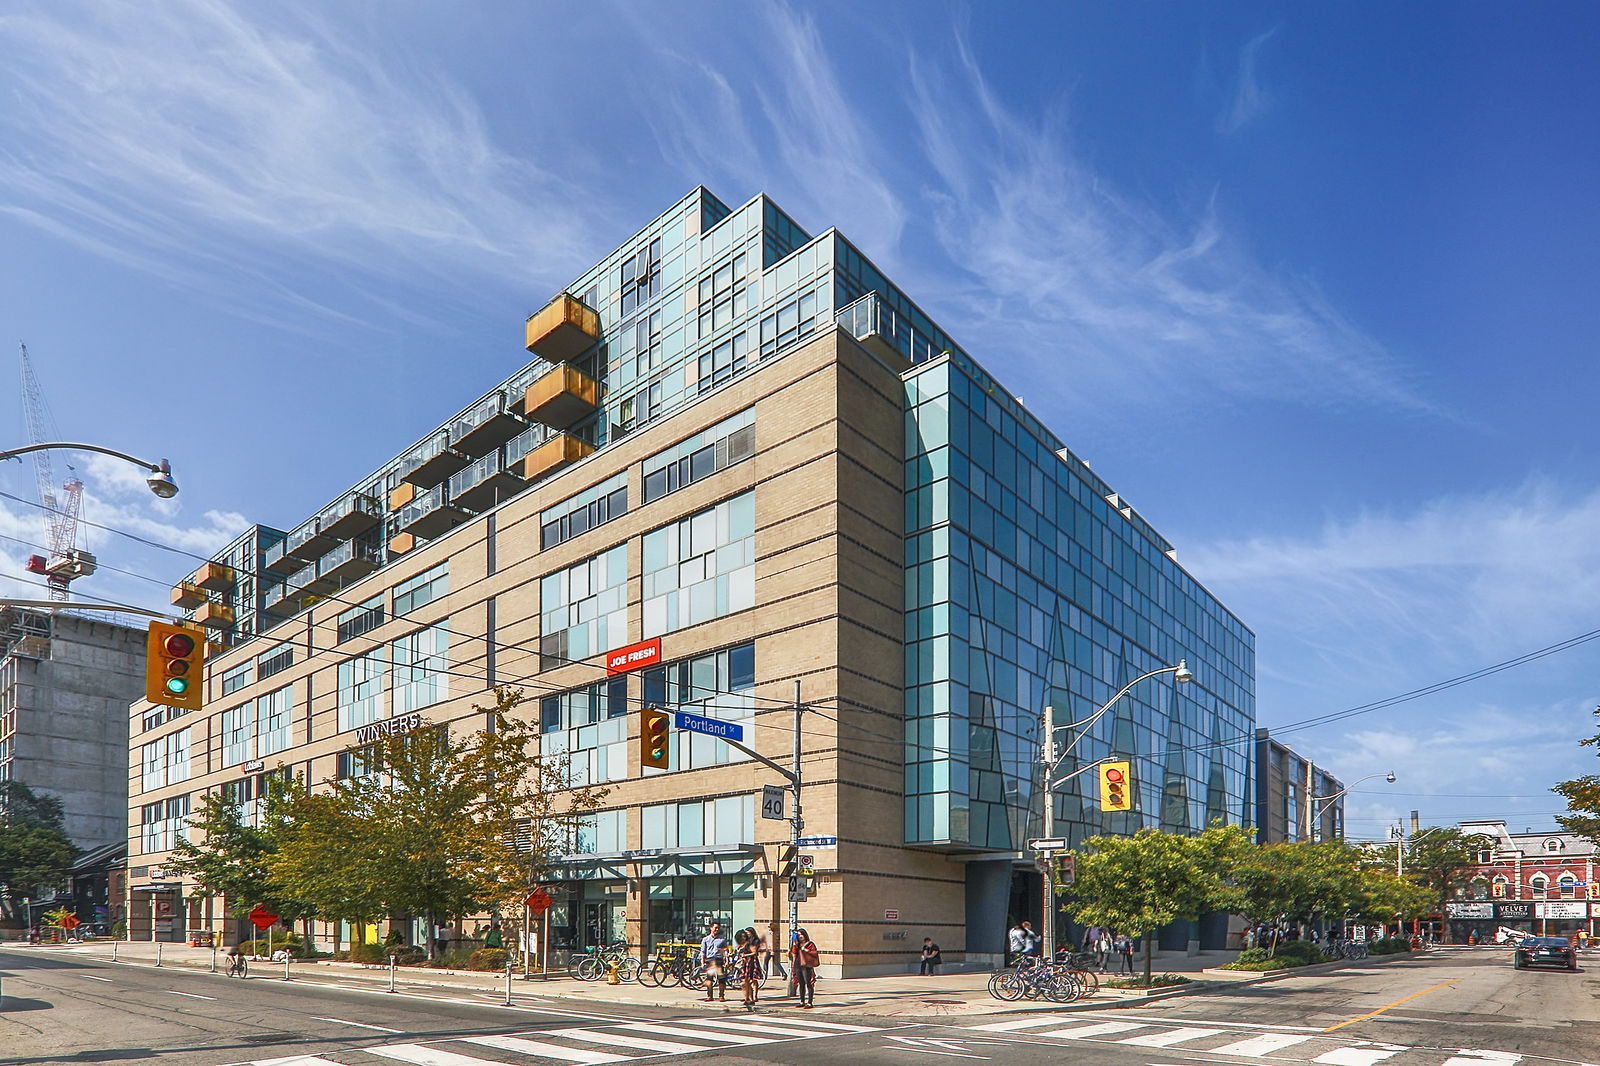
[2,0,1598,842]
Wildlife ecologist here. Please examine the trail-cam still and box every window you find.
[619,237,662,317]
[220,704,255,768]
[257,685,293,757]
[634,309,663,378]
[337,595,385,644]
[394,562,449,616]
[1557,873,1579,896]
[337,650,387,733]
[539,545,628,670]
[640,795,753,850]
[221,662,252,697]
[641,492,756,637]
[1543,838,1566,853]
[566,809,628,855]
[1529,874,1549,898]
[540,472,628,551]
[697,333,748,393]
[140,729,192,791]
[336,745,378,781]
[537,678,632,784]
[757,288,820,359]
[641,410,754,504]
[641,642,755,770]
[697,251,749,338]
[394,624,449,714]
[257,643,294,680]
[141,794,190,854]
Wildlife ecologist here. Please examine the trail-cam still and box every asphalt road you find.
[1,945,1594,1066]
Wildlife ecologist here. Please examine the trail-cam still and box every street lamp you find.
[1311,770,1396,842]
[0,441,178,498]
[1038,660,1194,956]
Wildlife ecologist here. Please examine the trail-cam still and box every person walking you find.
[762,921,785,978]
[919,937,942,975]
[736,927,765,1008]
[699,920,729,1002]
[1114,933,1136,973]
[1008,920,1037,966]
[790,927,820,1008]
[484,921,504,950]
[432,920,451,958]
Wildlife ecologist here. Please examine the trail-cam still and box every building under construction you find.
[0,606,145,852]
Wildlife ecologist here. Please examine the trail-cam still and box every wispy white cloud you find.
[1217,27,1279,134]
[902,30,1428,416]
[0,0,608,323]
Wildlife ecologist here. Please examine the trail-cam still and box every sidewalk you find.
[12,940,1253,1019]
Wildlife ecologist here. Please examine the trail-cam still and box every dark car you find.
[1511,936,1577,971]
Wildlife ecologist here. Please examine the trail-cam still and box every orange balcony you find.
[524,293,599,363]
[170,582,205,610]
[196,601,235,629]
[389,482,416,511]
[195,561,235,592]
[389,532,416,556]
[523,366,600,431]
[521,433,594,483]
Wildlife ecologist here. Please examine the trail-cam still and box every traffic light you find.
[639,707,670,772]
[146,621,205,711]
[1099,760,1132,812]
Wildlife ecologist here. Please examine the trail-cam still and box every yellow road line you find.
[1322,979,1459,1032]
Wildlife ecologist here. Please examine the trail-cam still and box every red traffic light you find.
[1104,767,1124,783]
[163,632,195,657]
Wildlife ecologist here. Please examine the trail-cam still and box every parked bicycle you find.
[1320,940,1369,960]
[637,942,701,987]
[568,941,639,982]
[987,955,1095,1003]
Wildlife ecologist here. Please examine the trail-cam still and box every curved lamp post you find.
[1038,659,1195,954]
[1311,770,1396,842]
[0,441,178,498]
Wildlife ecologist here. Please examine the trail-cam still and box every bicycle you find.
[987,956,1089,1003]
[225,953,248,978]
[638,942,700,987]
[569,941,639,982]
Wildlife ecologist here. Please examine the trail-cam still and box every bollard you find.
[504,961,514,1005]
[388,953,396,993]
[156,943,163,968]
[210,945,217,973]
[284,955,291,981]
[111,940,118,963]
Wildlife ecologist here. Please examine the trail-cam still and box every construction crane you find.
[18,343,95,600]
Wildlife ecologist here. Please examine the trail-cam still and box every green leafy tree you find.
[0,781,78,925]
[1553,706,1600,845]
[1352,869,1434,933]
[167,776,312,924]
[1067,825,1240,983]
[269,689,604,958]
[1395,828,1494,930]
[1225,840,1366,954]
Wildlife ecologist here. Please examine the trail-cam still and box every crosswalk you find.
[963,1015,1592,1066]
[244,1013,881,1066]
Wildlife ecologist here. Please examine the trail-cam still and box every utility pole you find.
[1040,704,1056,958]
[790,681,804,986]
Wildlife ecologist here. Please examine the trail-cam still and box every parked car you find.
[1511,936,1577,971]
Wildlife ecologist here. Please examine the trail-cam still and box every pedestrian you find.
[737,927,764,1008]
[790,927,820,1008]
[1095,928,1113,967]
[1114,933,1135,973]
[919,937,942,975]
[1008,920,1038,965]
[700,920,729,1002]
[433,920,450,957]
[761,922,785,978]
[484,921,504,950]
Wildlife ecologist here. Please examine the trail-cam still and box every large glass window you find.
[220,662,252,697]
[540,473,628,551]
[140,732,189,792]
[640,642,755,770]
[640,795,753,850]
[337,650,387,733]
[394,562,449,616]
[220,705,254,768]
[393,624,449,714]
[257,685,293,757]
[539,678,632,786]
[141,794,190,854]
[540,545,628,669]
[337,595,385,644]
[641,409,754,504]
[642,493,755,637]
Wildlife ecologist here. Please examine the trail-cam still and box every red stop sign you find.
[248,905,279,930]
[524,889,552,914]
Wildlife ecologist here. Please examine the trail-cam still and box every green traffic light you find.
[165,677,189,695]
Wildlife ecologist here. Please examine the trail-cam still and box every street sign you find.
[796,836,837,847]
[674,710,744,742]
[60,914,80,930]
[248,905,279,930]
[799,855,815,876]
[1029,838,1067,851]
[761,784,786,820]
[789,876,809,901]
[525,888,553,914]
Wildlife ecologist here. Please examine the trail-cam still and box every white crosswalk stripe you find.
[460,1035,629,1062]
[361,1045,501,1066]
[1118,1026,1226,1047]
[1314,1046,1407,1066]
[669,1017,845,1039]
[253,1057,349,1066]
[1036,1021,1148,1038]
[1439,1054,1522,1066]
[606,1020,774,1044]
[535,1028,711,1054]
[1207,1033,1319,1057]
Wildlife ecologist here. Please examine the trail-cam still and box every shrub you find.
[466,948,511,971]
[1367,938,1413,955]
[387,945,427,965]
[1104,973,1190,989]
[239,932,308,958]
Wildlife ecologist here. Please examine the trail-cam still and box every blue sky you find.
[2,1,1597,840]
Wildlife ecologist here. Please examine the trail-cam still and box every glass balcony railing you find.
[835,291,944,366]
[398,485,471,540]
[450,391,527,458]
[286,519,337,561]
[318,493,382,541]
[263,539,305,575]
[318,540,381,584]
[399,431,470,488]
[449,453,526,511]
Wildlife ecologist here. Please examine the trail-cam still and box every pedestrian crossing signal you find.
[1099,760,1132,812]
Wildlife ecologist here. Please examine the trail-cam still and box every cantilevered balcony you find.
[318,493,382,540]
[521,432,594,484]
[450,391,528,458]
[523,365,600,431]
[194,561,236,592]
[524,293,599,363]
[398,486,472,540]
[263,539,306,575]
[196,601,235,630]
[286,520,338,562]
[262,578,307,617]
[170,582,205,610]
[448,453,527,512]
[318,540,381,584]
[399,433,470,489]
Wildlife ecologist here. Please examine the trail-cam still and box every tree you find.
[1553,706,1600,845]
[1225,840,1366,953]
[0,781,78,925]
[268,689,605,957]
[1067,825,1240,984]
[1351,869,1434,933]
[166,776,312,925]
[1393,828,1494,931]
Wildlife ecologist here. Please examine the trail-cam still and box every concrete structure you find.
[1252,729,1345,844]
[1,606,144,852]
[1441,820,1596,941]
[128,188,1256,970]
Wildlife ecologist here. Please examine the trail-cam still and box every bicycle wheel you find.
[1042,968,1079,1003]
[615,956,641,982]
[1072,966,1099,993]
[575,956,604,981]
[988,970,1026,1001]
[637,960,663,987]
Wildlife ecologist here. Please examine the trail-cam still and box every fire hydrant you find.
[606,959,620,985]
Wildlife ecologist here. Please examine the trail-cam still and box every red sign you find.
[60,914,81,930]
[605,638,661,675]
[525,889,553,914]
[248,905,279,930]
